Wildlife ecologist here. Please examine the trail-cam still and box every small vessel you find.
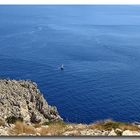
[60,64,64,70]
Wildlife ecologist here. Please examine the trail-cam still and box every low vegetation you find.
[40,121,67,136]
[7,119,140,136]
[9,121,36,135]
[6,116,23,124]
[89,119,139,131]
[0,118,5,126]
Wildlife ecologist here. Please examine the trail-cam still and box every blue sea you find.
[1,5,140,124]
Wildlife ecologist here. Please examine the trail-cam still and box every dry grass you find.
[8,119,140,136]
[118,124,139,131]
[0,118,5,126]
[9,121,68,136]
[33,123,42,128]
[10,121,36,135]
[39,121,67,136]
[89,119,139,131]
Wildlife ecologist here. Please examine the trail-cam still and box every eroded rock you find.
[0,79,62,124]
[122,130,140,136]
[108,129,117,136]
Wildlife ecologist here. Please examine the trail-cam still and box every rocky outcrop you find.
[0,123,139,136]
[1,79,140,136]
[108,129,117,136]
[122,130,140,136]
[0,79,62,124]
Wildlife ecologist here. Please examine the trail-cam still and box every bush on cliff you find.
[89,119,139,131]
[6,116,23,124]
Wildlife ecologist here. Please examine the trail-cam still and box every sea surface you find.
[1,5,140,124]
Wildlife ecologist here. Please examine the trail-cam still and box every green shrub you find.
[43,120,66,126]
[89,119,139,132]
[6,116,23,124]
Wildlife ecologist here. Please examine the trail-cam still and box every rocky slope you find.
[1,120,140,136]
[0,79,140,136]
[0,79,62,125]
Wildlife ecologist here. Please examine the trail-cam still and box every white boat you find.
[60,64,64,70]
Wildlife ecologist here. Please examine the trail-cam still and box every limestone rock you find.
[63,130,79,136]
[101,130,109,136]
[0,79,62,124]
[66,125,74,130]
[0,126,9,136]
[108,129,117,136]
[80,129,102,136]
[20,100,30,123]
[115,128,123,136]
[137,125,140,129]
[76,124,87,129]
[122,130,140,136]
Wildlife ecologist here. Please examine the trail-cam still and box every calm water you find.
[1,5,140,124]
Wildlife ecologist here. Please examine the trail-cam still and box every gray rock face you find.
[0,79,62,124]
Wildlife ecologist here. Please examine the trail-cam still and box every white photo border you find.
[0,0,140,4]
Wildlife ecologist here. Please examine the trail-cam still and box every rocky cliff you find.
[0,79,140,136]
[0,79,62,124]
